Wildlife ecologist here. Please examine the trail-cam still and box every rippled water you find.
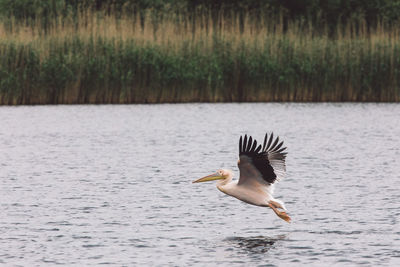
[1,104,400,266]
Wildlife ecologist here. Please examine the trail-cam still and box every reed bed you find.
[1,10,400,104]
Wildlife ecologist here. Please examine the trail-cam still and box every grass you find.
[1,9,400,104]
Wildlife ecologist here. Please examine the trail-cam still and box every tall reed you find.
[1,9,400,104]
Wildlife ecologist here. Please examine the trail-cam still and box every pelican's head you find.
[192,169,233,184]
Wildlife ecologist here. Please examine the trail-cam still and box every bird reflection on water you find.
[225,235,287,254]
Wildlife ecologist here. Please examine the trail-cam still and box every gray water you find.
[1,103,399,266]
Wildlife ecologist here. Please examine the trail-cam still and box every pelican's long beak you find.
[192,172,224,183]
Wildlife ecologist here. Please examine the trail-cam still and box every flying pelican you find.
[193,133,291,223]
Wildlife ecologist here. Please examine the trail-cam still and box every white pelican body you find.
[193,133,291,222]
[217,177,274,207]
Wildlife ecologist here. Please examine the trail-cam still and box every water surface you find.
[1,103,399,266]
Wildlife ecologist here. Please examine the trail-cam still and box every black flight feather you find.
[265,132,274,151]
[239,132,287,184]
[262,133,268,150]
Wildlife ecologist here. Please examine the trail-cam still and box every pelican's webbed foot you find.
[268,202,291,223]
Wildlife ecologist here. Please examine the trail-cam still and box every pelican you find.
[193,133,291,223]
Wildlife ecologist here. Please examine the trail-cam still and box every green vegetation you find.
[1,1,400,104]
[3,0,400,25]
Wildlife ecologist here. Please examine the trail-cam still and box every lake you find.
[1,103,399,266]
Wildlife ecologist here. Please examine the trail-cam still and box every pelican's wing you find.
[238,133,287,186]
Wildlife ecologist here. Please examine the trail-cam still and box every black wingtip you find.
[265,132,274,151]
[276,146,287,153]
[254,144,262,154]
[250,140,257,152]
[243,135,248,152]
[240,132,287,156]
[248,136,253,152]
[263,133,268,151]
[275,141,284,151]
[270,136,279,150]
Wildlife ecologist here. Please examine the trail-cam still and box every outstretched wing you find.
[238,133,287,186]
